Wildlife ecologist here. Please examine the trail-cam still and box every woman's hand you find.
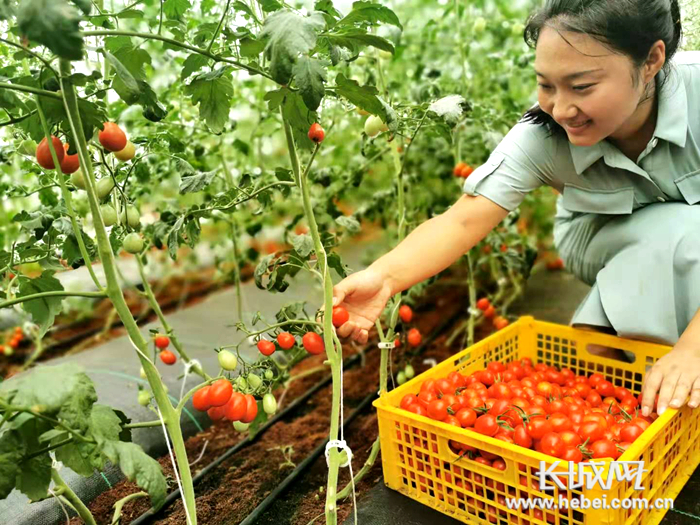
[327,268,394,344]
[640,342,700,416]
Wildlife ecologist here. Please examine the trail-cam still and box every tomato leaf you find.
[292,56,327,111]
[0,431,25,499]
[70,0,92,15]
[282,90,317,151]
[336,1,402,29]
[335,215,360,233]
[163,0,191,20]
[239,37,267,58]
[17,0,84,61]
[259,10,325,85]
[179,170,218,194]
[291,233,314,257]
[101,441,167,510]
[17,271,64,338]
[184,67,234,134]
[326,31,394,54]
[327,251,350,278]
[181,53,210,81]
[103,50,143,105]
[334,74,384,118]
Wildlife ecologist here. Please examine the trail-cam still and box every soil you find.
[71,277,496,525]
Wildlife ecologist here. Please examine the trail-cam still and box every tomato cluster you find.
[476,298,509,331]
[453,162,474,178]
[192,379,258,423]
[0,326,24,356]
[399,358,658,462]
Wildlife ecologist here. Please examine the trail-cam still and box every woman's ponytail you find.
[668,0,683,55]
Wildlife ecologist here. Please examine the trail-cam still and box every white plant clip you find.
[378,341,395,349]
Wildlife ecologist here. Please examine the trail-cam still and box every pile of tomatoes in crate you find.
[399,358,658,462]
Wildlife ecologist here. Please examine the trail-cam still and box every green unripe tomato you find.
[473,17,487,33]
[263,393,277,415]
[377,49,393,60]
[140,366,147,380]
[264,369,274,380]
[218,350,238,371]
[101,204,118,226]
[233,421,250,432]
[404,364,415,380]
[138,390,151,406]
[120,205,140,228]
[71,169,87,190]
[247,373,262,389]
[364,115,388,137]
[123,232,144,254]
[96,177,115,199]
[397,371,407,385]
[236,376,248,390]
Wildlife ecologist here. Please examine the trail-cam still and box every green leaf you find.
[336,1,402,29]
[327,251,350,278]
[39,429,68,443]
[71,0,92,14]
[239,37,266,58]
[17,271,64,337]
[292,56,327,111]
[62,230,97,269]
[55,442,96,476]
[291,234,314,257]
[163,0,190,19]
[326,31,394,53]
[179,170,218,194]
[16,453,51,501]
[181,53,209,81]
[138,80,167,122]
[17,0,84,61]
[0,86,29,112]
[259,0,282,12]
[90,404,126,444]
[0,431,24,499]
[282,90,316,151]
[184,67,233,134]
[336,215,360,233]
[260,10,326,85]
[103,50,141,105]
[117,9,144,18]
[101,441,167,510]
[232,1,254,18]
[334,74,384,117]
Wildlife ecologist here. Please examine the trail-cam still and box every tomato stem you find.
[51,468,97,525]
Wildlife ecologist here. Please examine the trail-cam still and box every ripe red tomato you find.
[59,144,80,174]
[526,417,553,439]
[207,405,226,421]
[476,298,490,311]
[549,413,573,433]
[447,371,466,388]
[428,399,449,421]
[479,370,495,386]
[483,305,496,319]
[474,414,499,436]
[578,421,605,443]
[399,305,413,323]
[257,339,276,356]
[241,394,258,423]
[159,350,176,365]
[303,332,325,354]
[99,122,127,152]
[559,430,582,448]
[453,162,467,177]
[629,417,651,431]
[615,386,632,401]
[493,316,509,330]
[596,380,615,397]
[154,334,170,349]
[619,424,644,443]
[455,408,477,428]
[36,136,65,169]
[435,378,454,396]
[277,332,296,349]
[400,394,416,410]
[586,391,603,407]
[590,439,619,459]
[492,458,506,471]
[540,432,565,458]
[208,379,233,407]
[490,383,512,400]
[332,306,349,327]
[307,122,325,143]
[560,447,583,463]
[588,373,604,388]
[407,403,426,416]
[192,386,211,411]
[224,392,247,421]
[407,328,421,347]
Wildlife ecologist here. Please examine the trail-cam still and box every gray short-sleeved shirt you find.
[462,51,700,344]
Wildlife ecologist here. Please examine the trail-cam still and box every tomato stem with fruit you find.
[58,59,197,525]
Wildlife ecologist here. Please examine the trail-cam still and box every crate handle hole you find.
[584,343,636,363]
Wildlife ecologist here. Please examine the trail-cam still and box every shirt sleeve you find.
[463,121,555,211]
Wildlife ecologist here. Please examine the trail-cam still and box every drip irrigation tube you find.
[130,306,464,524]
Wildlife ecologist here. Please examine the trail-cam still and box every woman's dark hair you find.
[519,0,683,137]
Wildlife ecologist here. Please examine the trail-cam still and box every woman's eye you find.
[537,84,552,90]
[573,84,594,91]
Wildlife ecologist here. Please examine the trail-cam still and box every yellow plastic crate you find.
[374,316,700,525]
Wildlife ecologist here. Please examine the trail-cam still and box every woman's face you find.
[534,26,649,147]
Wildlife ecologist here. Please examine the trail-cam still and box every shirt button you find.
[657,196,666,202]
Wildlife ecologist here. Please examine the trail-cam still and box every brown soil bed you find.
[72,278,496,525]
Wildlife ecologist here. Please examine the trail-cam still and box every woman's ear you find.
[644,40,666,82]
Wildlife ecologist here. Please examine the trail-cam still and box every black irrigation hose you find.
[239,391,378,525]
[130,305,464,524]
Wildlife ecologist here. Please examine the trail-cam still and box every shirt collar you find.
[569,61,688,175]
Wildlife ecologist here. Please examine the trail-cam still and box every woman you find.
[331,0,700,419]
